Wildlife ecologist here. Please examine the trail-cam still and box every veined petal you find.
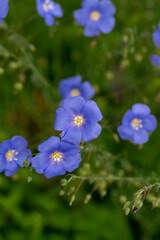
[61,127,82,145]
[31,153,50,174]
[38,136,60,153]
[44,162,66,178]
[4,161,19,176]
[54,108,71,131]
[82,122,102,142]
[62,154,81,172]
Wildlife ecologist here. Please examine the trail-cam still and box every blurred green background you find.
[0,0,160,239]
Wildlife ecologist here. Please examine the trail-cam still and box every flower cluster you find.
[151,22,160,67]
[117,104,157,145]
[0,0,9,26]
[35,0,116,38]
[36,0,63,26]
[73,0,116,37]
[31,78,102,178]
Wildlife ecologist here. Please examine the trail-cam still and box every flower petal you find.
[73,9,88,26]
[0,140,11,155]
[99,16,115,34]
[16,149,32,167]
[153,29,160,47]
[0,155,6,173]
[31,153,50,174]
[84,22,99,37]
[132,129,149,145]
[143,115,157,132]
[62,154,81,172]
[44,162,66,178]
[61,96,85,115]
[83,100,102,122]
[54,108,71,131]
[122,110,134,126]
[82,122,102,142]
[4,161,19,176]
[38,136,60,153]
[11,136,28,151]
[60,142,80,157]
[150,54,160,67]
[99,0,116,15]
[0,0,9,19]
[61,127,82,145]
[45,14,55,26]
[81,81,95,101]
[51,2,63,18]
[132,104,150,118]
[117,126,133,140]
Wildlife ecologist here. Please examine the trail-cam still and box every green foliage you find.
[1,0,160,239]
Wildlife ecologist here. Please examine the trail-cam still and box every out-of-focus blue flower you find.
[0,136,32,176]
[36,0,63,26]
[31,137,81,178]
[54,96,103,145]
[73,0,116,37]
[153,23,160,47]
[150,54,160,67]
[117,104,157,145]
[59,75,95,102]
[0,0,9,26]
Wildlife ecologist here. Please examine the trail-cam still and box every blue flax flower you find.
[59,75,95,102]
[153,23,160,47]
[0,0,9,26]
[31,137,81,178]
[150,54,160,67]
[0,136,32,176]
[117,104,157,145]
[54,96,103,145]
[36,0,63,26]
[73,0,116,37]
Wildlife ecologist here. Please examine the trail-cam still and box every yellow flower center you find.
[74,116,84,126]
[131,118,143,131]
[90,11,101,21]
[51,151,63,163]
[6,150,18,161]
[70,88,81,97]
